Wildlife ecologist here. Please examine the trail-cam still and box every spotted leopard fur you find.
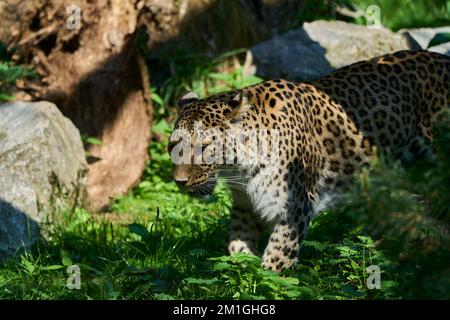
[168,50,450,272]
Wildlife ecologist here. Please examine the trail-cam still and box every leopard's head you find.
[168,90,253,196]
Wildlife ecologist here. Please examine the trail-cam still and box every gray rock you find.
[250,27,334,82]
[251,20,411,81]
[401,27,450,55]
[0,173,39,260]
[0,101,87,261]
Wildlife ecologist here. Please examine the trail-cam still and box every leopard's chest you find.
[246,167,288,223]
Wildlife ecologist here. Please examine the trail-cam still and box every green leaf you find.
[78,263,102,275]
[350,260,360,271]
[208,72,233,81]
[238,75,264,88]
[278,276,300,286]
[128,223,150,238]
[212,262,231,271]
[239,293,266,300]
[153,120,171,135]
[428,32,450,48]
[20,256,35,274]
[329,258,347,265]
[0,93,13,101]
[62,257,73,267]
[41,265,64,271]
[357,235,374,246]
[151,89,164,106]
[60,249,73,266]
[138,181,152,189]
[154,293,176,300]
[85,136,103,145]
[337,245,358,257]
[302,240,328,252]
[297,286,315,297]
[184,277,223,286]
[285,290,302,298]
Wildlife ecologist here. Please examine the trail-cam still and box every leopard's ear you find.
[177,91,199,113]
[227,90,252,122]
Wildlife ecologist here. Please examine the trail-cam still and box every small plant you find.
[148,47,262,122]
[0,62,36,101]
[81,135,102,146]
[183,253,307,299]
[0,42,36,101]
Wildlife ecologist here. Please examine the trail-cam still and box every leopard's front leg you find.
[228,208,262,255]
[262,207,310,272]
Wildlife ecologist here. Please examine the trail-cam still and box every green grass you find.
[148,47,262,122]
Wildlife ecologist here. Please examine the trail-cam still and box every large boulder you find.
[250,20,412,81]
[0,101,87,261]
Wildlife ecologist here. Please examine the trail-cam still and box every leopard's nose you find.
[175,179,188,188]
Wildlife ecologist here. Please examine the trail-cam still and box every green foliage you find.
[0,42,36,101]
[293,0,344,25]
[347,0,450,31]
[329,112,450,299]
[205,68,263,95]
[148,47,262,122]
[293,0,450,32]
[0,62,35,101]
[181,229,391,300]
[183,254,305,300]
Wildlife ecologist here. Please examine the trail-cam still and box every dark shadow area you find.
[0,199,39,264]
[143,0,310,104]
[250,27,334,82]
[45,34,148,140]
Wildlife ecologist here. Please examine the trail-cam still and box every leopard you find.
[167,50,450,272]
